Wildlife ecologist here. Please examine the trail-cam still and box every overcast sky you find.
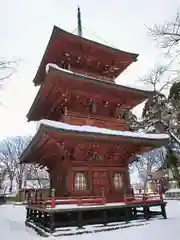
[0,0,179,140]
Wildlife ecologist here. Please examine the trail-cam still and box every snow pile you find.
[37,119,169,140]
[0,205,40,240]
[1,201,180,239]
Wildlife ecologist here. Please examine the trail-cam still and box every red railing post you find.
[51,188,56,208]
[101,188,106,205]
[78,198,82,205]
[124,194,126,203]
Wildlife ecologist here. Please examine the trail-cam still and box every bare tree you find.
[133,148,166,192]
[0,59,17,87]
[0,164,7,194]
[0,136,50,193]
[139,65,172,93]
[139,65,178,131]
[149,11,180,55]
[24,165,49,189]
[148,10,180,79]
[0,136,32,192]
[140,68,180,139]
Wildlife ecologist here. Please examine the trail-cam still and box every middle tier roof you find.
[27,64,155,123]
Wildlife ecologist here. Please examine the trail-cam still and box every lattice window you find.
[113,172,123,189]
[74,172,88,191]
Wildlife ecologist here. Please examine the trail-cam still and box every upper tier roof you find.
[33,26,138,85]
[27,65,155,121]
[19,119,169,164]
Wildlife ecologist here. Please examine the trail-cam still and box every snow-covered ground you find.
[0,201,180,240]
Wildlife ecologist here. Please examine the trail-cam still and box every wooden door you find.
[92,171,110,196]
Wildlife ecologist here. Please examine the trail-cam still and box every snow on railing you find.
[124,193,163,204]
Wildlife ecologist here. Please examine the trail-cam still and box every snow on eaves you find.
[46,63,154,94]
[46,63,75,76]
[37,119,169,140]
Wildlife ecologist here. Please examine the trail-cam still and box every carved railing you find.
[27,195,106,209]
[27,192,163,209]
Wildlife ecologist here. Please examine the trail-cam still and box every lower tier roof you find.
[37,119,169,141]
[19,120,169,164]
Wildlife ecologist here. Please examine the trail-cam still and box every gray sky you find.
[0,0,179,140]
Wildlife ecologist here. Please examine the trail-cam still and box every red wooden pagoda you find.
[20,8,169,202]
[20,8,168,235]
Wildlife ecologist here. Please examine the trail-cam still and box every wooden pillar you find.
[103,209,107,226]
[77,211,83,229]
[49,212,55,233]
[125,207,130,223]
[144,206,149,220]
[161,204,167,219]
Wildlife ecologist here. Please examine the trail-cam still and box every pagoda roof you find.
[20,119,169,164]
[37,119,169,142]
[47,64,154,95]
[27,65,155,121]
[33,26,138,85]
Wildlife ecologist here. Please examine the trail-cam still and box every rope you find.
[71,27,78,34]
[69,26,134,65]
[82,26,117,48]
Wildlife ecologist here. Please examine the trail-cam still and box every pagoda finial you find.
[77,6,82,37]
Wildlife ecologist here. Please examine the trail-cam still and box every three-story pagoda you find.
[20,8,169,203]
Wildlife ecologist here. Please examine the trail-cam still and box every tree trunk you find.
[143,181,147,194]
[9,178,13,193]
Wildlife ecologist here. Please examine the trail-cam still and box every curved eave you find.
[41,122,169,144]
[50,26,139,60]
[33,25,138,86]
[20,122,169,163]
[27,66,155,121]
[48,66,154,96]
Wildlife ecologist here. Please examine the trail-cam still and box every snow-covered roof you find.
[38,119,169,141]
[22,180,50,189]
[46,63,155,95]
[28,63,156,122]
[20,120,169,163]
[165,188,180,193]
